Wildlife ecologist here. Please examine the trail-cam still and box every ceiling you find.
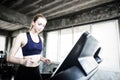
[0,0,114,31]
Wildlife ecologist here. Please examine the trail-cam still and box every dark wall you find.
[45,1,120,31]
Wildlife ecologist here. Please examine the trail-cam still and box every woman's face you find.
[32,17,47,33]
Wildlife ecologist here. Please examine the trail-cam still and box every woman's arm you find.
[6,33,26,65]
[39,37,51,64]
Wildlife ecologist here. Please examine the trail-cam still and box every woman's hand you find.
[20,58,36,67]
[43,58,51,64]
[40,56,51,64]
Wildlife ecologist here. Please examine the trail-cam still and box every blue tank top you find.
[22,32,42,56]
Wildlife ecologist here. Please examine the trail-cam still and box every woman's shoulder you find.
[17,32,26,37]
[16,32,27,40]
[40,37,44,42]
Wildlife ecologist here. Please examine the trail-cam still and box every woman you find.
[7,14,51,80]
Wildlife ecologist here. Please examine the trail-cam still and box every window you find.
[0,35,6,51]
[60,29,73,61]
[46,31,59,62]
[73,25,90,45]
[91,20,120,71]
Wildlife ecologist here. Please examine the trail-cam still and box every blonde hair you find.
[30,13,47,30]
